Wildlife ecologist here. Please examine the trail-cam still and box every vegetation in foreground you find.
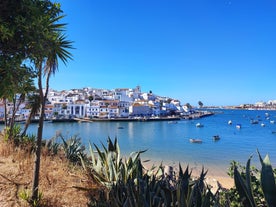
[1,126,276,207]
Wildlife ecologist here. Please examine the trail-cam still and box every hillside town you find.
[0,86,201,123]
[2,85,275,123]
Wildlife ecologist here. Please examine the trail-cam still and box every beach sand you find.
[142,159,234,190]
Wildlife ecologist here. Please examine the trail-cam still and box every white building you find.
[129,102,152,116]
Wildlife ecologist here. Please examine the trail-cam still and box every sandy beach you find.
[142,159,234,190]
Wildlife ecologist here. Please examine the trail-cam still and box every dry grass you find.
[0,133,98,207]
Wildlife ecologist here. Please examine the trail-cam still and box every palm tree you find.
[185,103,192,109]
[198,101,203,108]
[31,14,73,203]
[21,92,40,137]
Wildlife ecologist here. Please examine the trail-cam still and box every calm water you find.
[1,109,276,176]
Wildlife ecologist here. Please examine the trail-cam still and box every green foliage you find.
[3,124,36,152]
[82,137,146,188]
[45,136,60,156]
[59,134,86,165]
[4,124,21,142]
[257,150,276,207]
[222,151,276,207]
[85,138,216,206]
[19,189,43,207]
[89,164,215,207]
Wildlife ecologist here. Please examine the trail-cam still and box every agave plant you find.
[84,138,216,206]
[82,137,147,188]
[45,136,60,155]
[93,164,214,207]
[233,150,276,207]
[59,134,86,164]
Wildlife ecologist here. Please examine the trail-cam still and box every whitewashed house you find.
[118,101,131,117]
[67,100,86,118]
[129,102,152,116]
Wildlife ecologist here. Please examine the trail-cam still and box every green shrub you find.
[59,134,86,165]
[221,151,276,207]
[84,138,216,207]
[82,137,146,188]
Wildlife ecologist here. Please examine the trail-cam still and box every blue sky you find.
[51,0,276,106]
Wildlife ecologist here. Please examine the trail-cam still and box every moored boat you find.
[213,135,220,141]
[236,124,241,129]
[250,120,258,124]
[189,138,203,143]
[196,123,204,127]
[261,123,265,127]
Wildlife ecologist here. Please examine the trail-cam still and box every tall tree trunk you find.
[21,110,33,137]
[3,98,8,128]
[8,95,24,140]
[31,66,45,202]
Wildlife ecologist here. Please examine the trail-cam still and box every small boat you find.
[168,121,178,124]
[190,138,203,143]
[196,123,204,127]
[250,120,258,124]
[270,120,275,124]
[228,120,232,125]
[213,135,220,141]
[117,126,124,129]
[261,123,265,127]
[236,124,241,129]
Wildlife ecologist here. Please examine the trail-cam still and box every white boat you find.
[168,121,178,124]
[190,138,202,143]
[236,124,241,129]
[228,120,232,125]
[261,123,265,127]
[196,123,204,127]
[270,120,275,124]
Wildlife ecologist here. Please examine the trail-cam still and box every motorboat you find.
[236,124,241,129]
[250,120,258,124]
[196,123,204,127]
[228,120,232,125]
[168,121,178,124]
[189,138,203,143]
[261,123,265,127]
[213,135,220,141]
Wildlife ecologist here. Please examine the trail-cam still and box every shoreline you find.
[0,111,214,124]
[141,158,234,190]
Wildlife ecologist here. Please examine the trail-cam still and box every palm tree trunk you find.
[3,98,8,128]
[21,111,32,137]
[31,66,45,202]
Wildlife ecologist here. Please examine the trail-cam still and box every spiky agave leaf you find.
[234,164,256,207]
[257,150,276,207]
[246,156,257,207]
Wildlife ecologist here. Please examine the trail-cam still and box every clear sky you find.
[51,0,276,106]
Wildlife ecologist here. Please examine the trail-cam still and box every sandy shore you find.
[142,159,234,190]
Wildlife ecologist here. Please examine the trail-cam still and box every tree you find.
[0,61,36,140]
[198,101,203,108]
[88,95,94,102]
[185,103,192,109]
[0,0,39,136]
[1,0,73,203]
[21,92,40,137]
[29,6,73,202]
